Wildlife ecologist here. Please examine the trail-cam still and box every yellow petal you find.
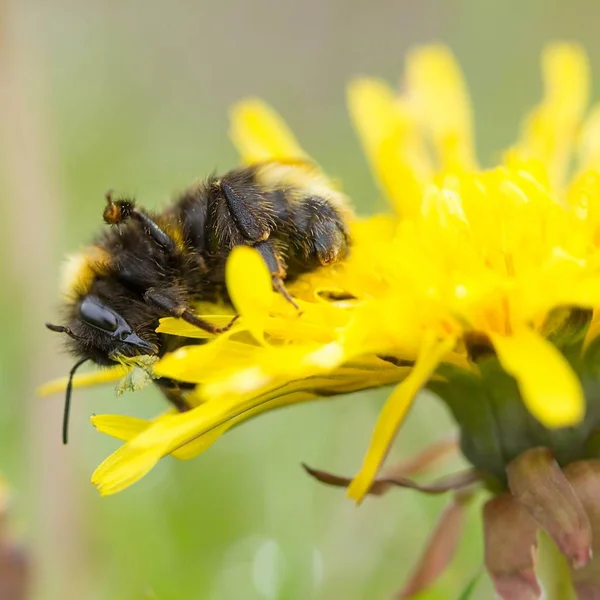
[517,43,589,188]
[229,99,308,164]
[347,78,429,218]
[91,386,316,494]
[405,45,476,171]
[558,278,600,309]
[490,328,584,427]
[91,412,219,461]
[92,414,150,441]
[347,332,456,503]
[38,365,130,396]
[92,440,168,495]
[348,79,401,158]
[156,314,236,337]
[92,360,411,494]
[578,104,600,171]
[169,424,230,460]
[154,340,259,384]
[226,245,275,342]
[91,411,230,461]
[226,246,273,313]
[543,43,589,110]
[169,386,334,461]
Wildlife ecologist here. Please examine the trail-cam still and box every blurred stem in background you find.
[0,3,87,598]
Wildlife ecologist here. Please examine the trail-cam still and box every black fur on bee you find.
[46,161,351,443]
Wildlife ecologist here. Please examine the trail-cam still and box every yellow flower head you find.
[42,43,600,503]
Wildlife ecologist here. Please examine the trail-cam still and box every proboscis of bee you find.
[46,161,351,443]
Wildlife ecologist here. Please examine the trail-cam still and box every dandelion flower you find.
[42,42,600,598]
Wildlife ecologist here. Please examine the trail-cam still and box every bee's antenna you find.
[45,322,87,342]
[63,357,89,445]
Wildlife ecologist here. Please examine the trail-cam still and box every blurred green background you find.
[2,0,600,598]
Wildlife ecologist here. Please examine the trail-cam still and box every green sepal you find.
[429,334,600,485]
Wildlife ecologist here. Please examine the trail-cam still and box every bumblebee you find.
[46,161,351,443]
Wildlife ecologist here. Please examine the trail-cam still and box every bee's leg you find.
[130,210,176,252]
[143,289,238,334]
[290,196,349,268]
[220,179,272,242]
[215,180,299,308]
[253,240,299,310]
[216,176,344,309]
[155,377,195,411]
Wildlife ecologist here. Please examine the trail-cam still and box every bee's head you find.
[46,294,159,444]
[47,294,158,365]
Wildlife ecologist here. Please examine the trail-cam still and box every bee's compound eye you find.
[79,296,118,332]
